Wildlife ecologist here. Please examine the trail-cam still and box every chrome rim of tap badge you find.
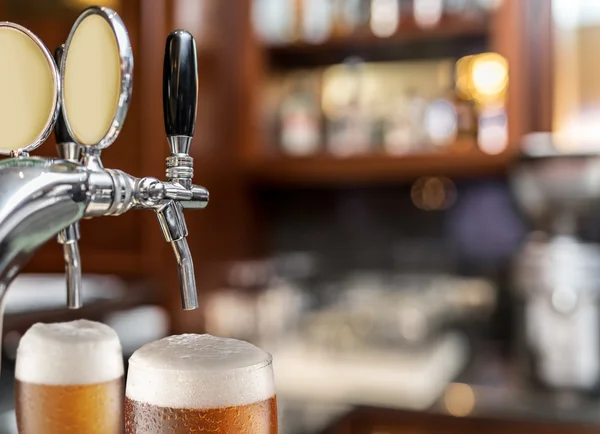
[0,22,60,156]
[61,6,133,150]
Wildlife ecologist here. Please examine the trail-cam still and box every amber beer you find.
[125,334,278,433]
[15,320,124,434]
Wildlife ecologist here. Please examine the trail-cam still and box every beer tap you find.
[54,45,83,310]
[0,7,209,326]
[158,30,201,309]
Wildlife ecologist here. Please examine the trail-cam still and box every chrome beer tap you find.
[0,6,208,321]
[54,44,83,310]
[155,30,204,309]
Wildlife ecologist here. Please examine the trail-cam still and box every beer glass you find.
[125,334,278,433]
[15,320,124,434]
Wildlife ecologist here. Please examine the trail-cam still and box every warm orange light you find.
[455,53,508,106]
[444,383,475,417]
[411,177,456,211]
[471,53,509,101]
[455,55,474,100]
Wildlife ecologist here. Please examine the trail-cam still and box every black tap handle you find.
[163,30,198,138]
[53,45,74,144]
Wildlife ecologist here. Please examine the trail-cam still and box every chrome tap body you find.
[0,17,205,312]
[0,152,208,310]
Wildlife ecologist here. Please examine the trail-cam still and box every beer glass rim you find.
[129,350,273,373]
[246,352,273,372]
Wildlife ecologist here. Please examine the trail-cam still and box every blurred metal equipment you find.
[514,234,600,392]
[511,133,600,393]
[306,273,496,349]
[512,134,600,236]
[0,7,207,339]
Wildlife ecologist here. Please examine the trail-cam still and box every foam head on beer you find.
[125,334,278,433]
[16,319,124,385]
[127,333,274,408]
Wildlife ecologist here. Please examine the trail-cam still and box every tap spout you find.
[170,237,198,310]
[155,200,198,310]
[58,224,82,309]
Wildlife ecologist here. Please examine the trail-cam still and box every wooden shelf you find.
[267,14,489,68]
[242,147,515,187]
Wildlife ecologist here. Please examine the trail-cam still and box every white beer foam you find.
[126,334,275,409]
[16,319,124,385]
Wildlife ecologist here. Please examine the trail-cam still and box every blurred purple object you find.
[446,182,525,266]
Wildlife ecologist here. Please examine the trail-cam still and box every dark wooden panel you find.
[325,408,599,434]
[138,0,170,275]
[526,0,554,133]
[490,0,530,147]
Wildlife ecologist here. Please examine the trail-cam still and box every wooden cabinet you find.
[239,0,543,187]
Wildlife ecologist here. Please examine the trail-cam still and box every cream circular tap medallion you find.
[0,25,57,153]
[64,14,122,146]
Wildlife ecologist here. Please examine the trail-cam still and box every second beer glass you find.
[125,334,278,433]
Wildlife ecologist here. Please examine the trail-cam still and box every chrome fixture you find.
[54,44,83,309]
[0,6,208,324]
[510,133,600,393]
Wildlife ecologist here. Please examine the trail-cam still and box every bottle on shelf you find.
[331,0,351,37]
[423,97,459,150]
[478,105,507,155]
[381,88,431,155]
[450,89,478,144]
[471,52,508,154]
[330,0,372,37]
[413,0,444,28]
[407,88,430,150]
[475,0,503,12]
[462,51,509,153]
[279,72,322,156]
[301,0,334,44]
[325,59,374,157]
[260,74,285,153]
[370,0,400,37]
[382,95,414,155]
[252,0,297,45]
[445,0,497,19]
[451,56,481,149]
[444,0,469,16]
[327,106,374,157]
[343,0,372,34]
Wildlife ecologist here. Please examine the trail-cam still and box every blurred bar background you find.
[2,0,600,433]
